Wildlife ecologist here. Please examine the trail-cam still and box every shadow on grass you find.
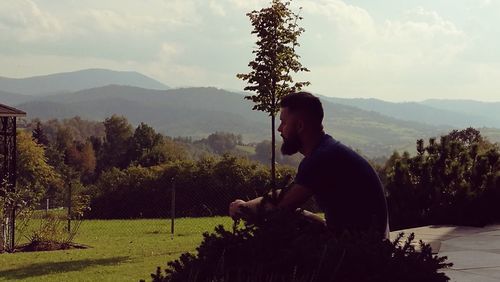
[0,256,129,280]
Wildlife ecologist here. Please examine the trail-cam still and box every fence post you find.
[0,217,4,251]
[171,178,176,237]
[67,181,72,233]
[9,207,14,251]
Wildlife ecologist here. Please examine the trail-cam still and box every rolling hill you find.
[0,69,169,96]
[321,96,499,128]
[0,90,34,105]
[15,85,451,157]
[4,69,499,157]
[421,99,500,126]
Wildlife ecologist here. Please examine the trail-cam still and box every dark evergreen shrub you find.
[146,210,452,282]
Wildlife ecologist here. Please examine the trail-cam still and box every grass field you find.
[0,217,233,282]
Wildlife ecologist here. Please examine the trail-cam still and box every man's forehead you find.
[280,107,290,118]
[280,107,298,120]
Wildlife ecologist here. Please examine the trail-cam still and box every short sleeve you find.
[294,156,320,191]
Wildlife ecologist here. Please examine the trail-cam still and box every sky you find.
[0,0,499,102]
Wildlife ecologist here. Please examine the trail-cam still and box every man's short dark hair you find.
[280,92,324,129]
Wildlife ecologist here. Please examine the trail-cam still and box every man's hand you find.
[228,184,313,220]
[229,199,246,219]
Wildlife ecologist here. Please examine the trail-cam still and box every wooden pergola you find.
[0,103,26,252]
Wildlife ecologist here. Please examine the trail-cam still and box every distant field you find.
[0,217,233,282]
[482,128,500,144]
[236,144,256,154]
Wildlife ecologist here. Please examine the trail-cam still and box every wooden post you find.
[9,117,17,252]
[170,178,176,237]
[9,208,14,251]
[67,181,72,233]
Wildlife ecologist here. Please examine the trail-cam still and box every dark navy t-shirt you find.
[295,134,389,238]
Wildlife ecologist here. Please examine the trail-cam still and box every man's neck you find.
[299,131,326,157]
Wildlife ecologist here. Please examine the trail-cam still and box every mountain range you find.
[321,96,500,129]
[0,69,168,96]
[422,99,500,126]
[0,69,498,158]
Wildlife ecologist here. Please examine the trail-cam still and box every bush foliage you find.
[88,155,295,219]
[147,210,452,282]
[382,128,500,229]
[20,115,500,230]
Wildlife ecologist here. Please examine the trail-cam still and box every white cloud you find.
[400,6,464,38]
[0,52,208,89]
[83,9,131,33]
[301,1,466,63]
[0,0,63,42]
[302,0,376,39]
[0,0,203,44]
[75,1,201,36]
[0,54,134,78]
[158,43,182,62]
[295,1,472,100]
[226,0,268,11]
[0,0,498,101]
[377,7,467,66]
[209,1,227,16]
[480,0,492,7]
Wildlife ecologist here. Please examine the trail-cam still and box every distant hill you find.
[321,96,499,128]
[17,100,78,119]
[421,99,500,127]
[17,86,269,141]
[479,128,500,144]
[0,69,169,96]
[15,85,453,157]
[0,90,34,105]
[8,67,499,157]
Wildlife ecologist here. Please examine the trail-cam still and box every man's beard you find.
[281,134,302,155]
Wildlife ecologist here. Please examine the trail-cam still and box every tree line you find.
[380,128,500,229]
[13,115,296,218]
[7,116,500,228]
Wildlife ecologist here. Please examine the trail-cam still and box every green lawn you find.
[0,217,233,282]
[235,145,256,154]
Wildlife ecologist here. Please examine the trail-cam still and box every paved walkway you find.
[391,225,500,282]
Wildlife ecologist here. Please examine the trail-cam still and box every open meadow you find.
[0,217,233,282]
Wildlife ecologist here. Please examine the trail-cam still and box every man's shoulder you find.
[321,135,366,160]
[298,135,339,169]
[304,135,371,171]
[313,134,340,155]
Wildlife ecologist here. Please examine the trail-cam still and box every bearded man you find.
[229,92,389,239]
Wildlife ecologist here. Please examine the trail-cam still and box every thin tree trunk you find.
[67,181,72,233]
[271,109,277,200]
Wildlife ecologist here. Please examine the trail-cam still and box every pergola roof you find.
[0,103,26,117]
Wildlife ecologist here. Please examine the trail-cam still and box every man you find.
[229,92,389,239]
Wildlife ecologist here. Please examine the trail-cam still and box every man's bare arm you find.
[229,184,314,219]
[276,183,314,210]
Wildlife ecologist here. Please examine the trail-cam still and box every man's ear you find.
[297,119,305,133]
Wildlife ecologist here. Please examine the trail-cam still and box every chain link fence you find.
[6,176,267,253]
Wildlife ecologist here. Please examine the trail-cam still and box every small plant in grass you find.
[23,212,69,251]
[146,209,452,282]
[19,194,90,252]
[1,178,38,252]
